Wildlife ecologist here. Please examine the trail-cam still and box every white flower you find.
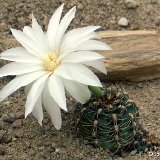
[0,4,111,130]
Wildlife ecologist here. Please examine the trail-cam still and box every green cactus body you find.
[75,87,140,153]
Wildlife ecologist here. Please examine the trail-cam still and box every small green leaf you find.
[88,86,104,97]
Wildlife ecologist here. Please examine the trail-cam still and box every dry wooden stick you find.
[96,30,160,82]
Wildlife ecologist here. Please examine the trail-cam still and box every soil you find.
[0,0,160,159]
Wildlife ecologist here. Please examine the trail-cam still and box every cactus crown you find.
[75,87,141,153]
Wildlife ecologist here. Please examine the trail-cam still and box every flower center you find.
[43,52,59,72]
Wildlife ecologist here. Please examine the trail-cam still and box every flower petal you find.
[0,62,43,77]
[0,47,42,63]
[23,26,34,39]
[23,25,49,55]
[32,13,44,39]
[55,6,76,50]
[48,74,67,111]
[25,73,49,118]
[55,63,102,87]
[24,83,43,126]
[0,71,47,102]
[47,4,64,50]
[61,51,104,63]
[32,14,49,53]
[62,79,91,104]
[59,32,99,60]
[43,84,62,130]
[32,96,43,126]
[24,84,31,96]
[76,40,112,51]
[61,26,100,50]
[10,28,42,57]
[62,26,100,43]
[84,60,107,74]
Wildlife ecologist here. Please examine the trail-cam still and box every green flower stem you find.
[88,86,105,97]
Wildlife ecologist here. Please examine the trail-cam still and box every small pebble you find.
[0,146,6,155]
[16,112,24,119]
[12,119,23,128]
[5,101,10,105]
[17,17,26,27]
[130,150,137,155]
[28,150,36,156]
[42,15,49,30]
[78,154,84,159]
[51,142,58,149]
[118,17,129,27]
[137,83,143,88]
[3,113,17,123]
[2,135,12,144]
[0,22,8,31]
[14,129,24,138]
[144,147,148,153]
[77,3,84,10]
[125,0,138,9]
[121,151,128,157]
[55,148,60,153]
[44,126,50,131]
[130,24,139,30]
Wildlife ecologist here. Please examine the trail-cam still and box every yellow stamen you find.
[43,52,59,72]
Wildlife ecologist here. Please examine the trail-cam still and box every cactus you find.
[75,87,141,153]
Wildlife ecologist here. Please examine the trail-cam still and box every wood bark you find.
[96,30,160,82]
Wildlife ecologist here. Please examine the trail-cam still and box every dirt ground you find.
[0,0,160,159]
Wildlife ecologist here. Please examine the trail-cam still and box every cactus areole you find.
[75,87,141,153]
